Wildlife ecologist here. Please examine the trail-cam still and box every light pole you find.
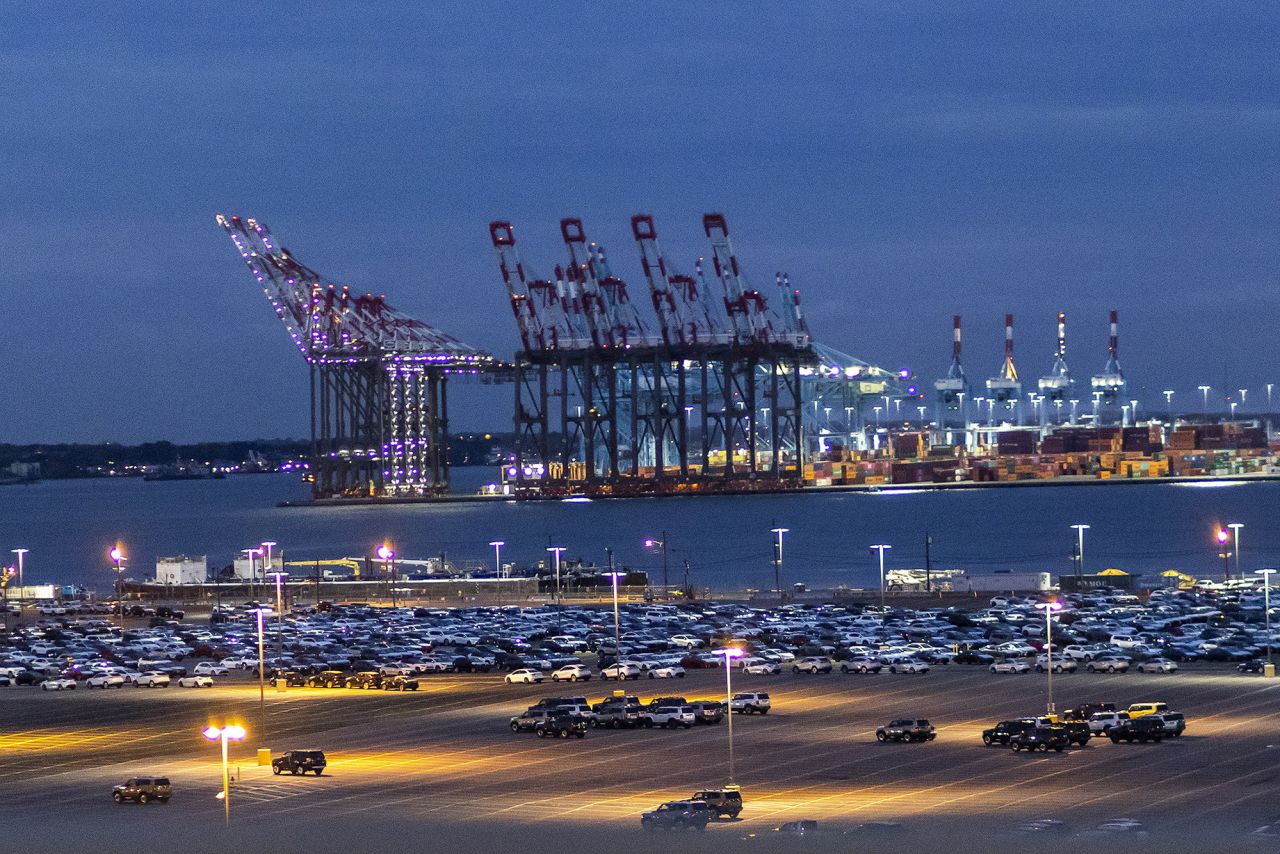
[489,541,505,578]
[1217,528,1231,580]
[869,544,892,620]
[1231,401,1238,420]
[643,533,670,593]
[245,547,262,602]
[1256,569,1276,673]
[547,547,565,605]
[10,549,26,590]
[261,541,277,586]
[1070,524,1090,579]
[202,724,246,825]
[770,527,788,597]
[1229,523,1244,578]
[255,606,267,738]
[1069,399,1078,425]
[110,546,126,625]
[1130,399,1139,424]
[605,570,626,653]
[1035,601,1063,714]
[271,571,287,692]
[1163,390,1175,422]
[377,544,396,607]
[716,647,744,784]
[1199,385,1211,415]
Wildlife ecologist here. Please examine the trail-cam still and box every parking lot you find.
[3,659,1280,852]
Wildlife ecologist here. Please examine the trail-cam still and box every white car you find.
[600,662,642,681]
[648,665,686,679]
[504,668,544,684]
[135,672,170,688]
[740,658,781,675]
[41,678,77,691]
[175,675,214,688]
[550,664,592,683]
[1034,656,1077,673]
[193,662,228,676]
[887,659,930,674]
[1135,658,1178,674]
[991,660,1031,674]
[85,674,126,689]
[669,634,704,649]
[1086,657,1130,673]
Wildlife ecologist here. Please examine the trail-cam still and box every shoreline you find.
[279,470,1280,507]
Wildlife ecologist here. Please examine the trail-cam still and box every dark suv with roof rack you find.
[272,750,327,775]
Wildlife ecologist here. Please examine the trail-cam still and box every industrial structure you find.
[216,214,499,499]
[489,213,815,496]
[1037,311,1073,425]
[934,315,969,430]
[984,314,1022,425]
[1091,310,1126,424]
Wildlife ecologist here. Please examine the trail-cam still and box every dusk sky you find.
[3,3,1278,443]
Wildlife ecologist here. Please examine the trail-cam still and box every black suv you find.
[346,671,382,689]
[876,719,936,743]
[272,750,327,775]
[381,674,419,691]
[1009,727,1069,753]
[533,713,588,738]
[982,720,1034,746]
[691,788,742,818]
[270,670,308,688]
[1108,717,1167,743]
[112,776,171,804]
[1062,702,1116,720]
[308,670,348,688]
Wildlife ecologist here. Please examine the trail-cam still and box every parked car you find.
[1087,711,1131,735]
[112,776,171,804]
[991,660,1031,674]
[840,657,882,674]
[1136,658,1178,674]
[271,750,327,775]
[643,704,696,729]
[504,668,544,684]
[600,662,642,681]
[40,678,77,691]
[641,800,712,831]
[729,692,771,714]
[982,720,1035,746]
[1009,727,1069,753]
[876,719,936,743]
[687,701,725,725]
[175,675,213,688]
[193,662,228,676]
[1154,712,1186,737]
[134,671,170,688]
[1086,657,1130,673]
[381,675,419,691]
[533,714,588,739]
[85,673,126,689]
[792,657,832,674]
[690,788,743,818]
[741,659,781,675]
[1108,717,1167,743]
[550,664,592,683]
[887,659,930,674]
[1034,655,1077,673]
[648,665,686,679]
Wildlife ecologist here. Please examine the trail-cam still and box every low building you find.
[155,555,208,585]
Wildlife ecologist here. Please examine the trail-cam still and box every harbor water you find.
[1,470,1277,593]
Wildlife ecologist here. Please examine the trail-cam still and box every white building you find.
[155,555,208,585]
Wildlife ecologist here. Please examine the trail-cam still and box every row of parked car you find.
[510,691,773,737]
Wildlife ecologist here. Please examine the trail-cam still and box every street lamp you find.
[869,544,892,620]
[1228,523,1244,578]
[643,533,670,593]
[1070,524,1090,579]
[1035,601,1063,713]
[1199,385,1211,414]
[10,548,26,589]
[1256,569,1276,671]
[546,547,566,605]
[605,570,626,654]
[245,547,262,601]
[770,527,788,596]
[109,546,126,625]
[377,543,396,607]
[255,606,267,735]
[489,541,505,578]
[271,571,287,692]
[261,541,277,584]
[202,724,246,825]
[1217,528,1231,580]
[1163,390,1175,422]
[715,647,745,783]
